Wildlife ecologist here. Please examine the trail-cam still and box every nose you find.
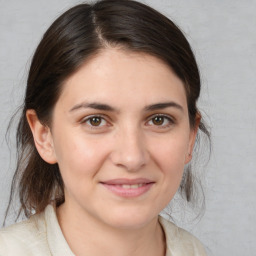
[110,127,149,172]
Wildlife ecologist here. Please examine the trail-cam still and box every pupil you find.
[90,117,101,126]
[153,116,164,125]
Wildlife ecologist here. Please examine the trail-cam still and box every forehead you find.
[57,48,187,111]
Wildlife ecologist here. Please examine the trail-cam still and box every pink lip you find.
[102,178,153,185]
[100,178,154,198]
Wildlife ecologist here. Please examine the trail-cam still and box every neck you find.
[57,202,166,256]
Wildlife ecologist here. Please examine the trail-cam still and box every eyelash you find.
[146,114,175,128]
[80,115,109,129]
[80,114,175,130]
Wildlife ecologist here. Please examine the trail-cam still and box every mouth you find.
[114,184,145,189]
[100,178,154,198]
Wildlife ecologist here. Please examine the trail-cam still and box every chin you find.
[101,207,159,230]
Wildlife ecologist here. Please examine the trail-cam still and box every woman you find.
[0,0,210,255]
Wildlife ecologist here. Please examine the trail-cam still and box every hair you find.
[5,0,210,222]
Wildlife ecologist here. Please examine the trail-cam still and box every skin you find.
[27,48,199,256]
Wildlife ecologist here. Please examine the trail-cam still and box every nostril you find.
[110,147,148,172]
[109,130,149,171]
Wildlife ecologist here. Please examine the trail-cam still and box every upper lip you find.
[101,178,154,185]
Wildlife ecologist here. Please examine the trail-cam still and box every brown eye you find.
[147,115,174,128]
[152,116,164,125]
[89,117,102,126]
[82,115,109,131]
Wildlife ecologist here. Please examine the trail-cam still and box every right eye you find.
[87,116,105,126]
[146,114,175,128]
[81,115,108,129]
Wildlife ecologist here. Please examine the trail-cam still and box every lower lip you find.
[101,183,154,198]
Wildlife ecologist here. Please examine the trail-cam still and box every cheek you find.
[149,133,190,168]
[53,132,110,179]
[149,133,190,193]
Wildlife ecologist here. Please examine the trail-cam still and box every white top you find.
[0,205,207,255]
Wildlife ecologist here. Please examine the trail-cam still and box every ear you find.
[26,109,57,164]
[185,113,201,164]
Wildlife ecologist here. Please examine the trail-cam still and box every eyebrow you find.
[69,101,183,112]
[70,102,116,112]
[144,102,184,112]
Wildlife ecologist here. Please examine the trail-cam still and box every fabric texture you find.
[0,204,206,256]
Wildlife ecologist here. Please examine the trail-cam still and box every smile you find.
[118,184,144,189]
[100,179,154,198]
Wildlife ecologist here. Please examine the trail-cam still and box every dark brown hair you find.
[6,0,210,221]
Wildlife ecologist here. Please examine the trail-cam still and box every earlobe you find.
[26,109,57,164]
[185,152,193,164]
[185,113,201,164]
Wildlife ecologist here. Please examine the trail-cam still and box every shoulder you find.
[159,216,207,256]
[0,210,50,256]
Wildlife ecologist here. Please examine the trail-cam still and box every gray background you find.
[0,0,255,255]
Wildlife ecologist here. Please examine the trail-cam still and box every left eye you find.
[84,116,107,127]
[147,115,173,127]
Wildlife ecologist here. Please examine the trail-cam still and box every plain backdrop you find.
[0,1,256,255]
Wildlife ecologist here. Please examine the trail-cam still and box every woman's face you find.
[38,49,198,229]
